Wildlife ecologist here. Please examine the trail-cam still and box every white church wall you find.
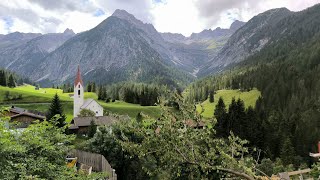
[84,100,103,116]
[74,82,84,117]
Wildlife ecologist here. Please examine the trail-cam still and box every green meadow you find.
[0,85,161,122]
[196,89,261,119]
[1,85,260,122]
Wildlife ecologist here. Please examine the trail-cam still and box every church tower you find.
[74,65,84,117]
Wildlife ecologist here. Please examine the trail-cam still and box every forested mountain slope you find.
[187,3,320,165]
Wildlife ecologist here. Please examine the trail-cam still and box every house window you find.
[78,85,80,88]
[78,90,80,95]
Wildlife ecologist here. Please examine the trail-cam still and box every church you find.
[73,66,103,117]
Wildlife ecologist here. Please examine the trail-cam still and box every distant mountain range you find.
[1,4,319,87]
[0,9,244,86]
[0,29,75,81]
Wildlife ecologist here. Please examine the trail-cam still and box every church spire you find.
[74,65,83,86]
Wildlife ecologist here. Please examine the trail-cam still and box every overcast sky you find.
[0,0,319,36]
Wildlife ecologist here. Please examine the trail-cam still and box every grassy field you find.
[1,85,260,122]
[0,85,71,103]
[197,89,261,119]
[0,85,161,122]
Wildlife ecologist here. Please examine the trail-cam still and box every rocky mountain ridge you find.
[0,8,279,87]
[198,8,294,76]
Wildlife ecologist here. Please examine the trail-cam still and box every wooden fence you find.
[71,149,117,180]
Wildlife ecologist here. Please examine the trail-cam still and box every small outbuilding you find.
[69,116,117,134]
[4,106,46,128]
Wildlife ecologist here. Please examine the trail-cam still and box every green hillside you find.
[0,85,161,122]
[196,89,261,118]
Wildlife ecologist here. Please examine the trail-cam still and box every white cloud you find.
[0,0,319,36]
[151,0,205,36]
[55,11,108,33]
[196,0,320,31]
[93,0,154,23]
[0,19,7,34]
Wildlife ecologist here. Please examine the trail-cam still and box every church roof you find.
[74,65,83,86]
[81,98,99,109]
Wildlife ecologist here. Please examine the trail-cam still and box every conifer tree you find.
[102,86,107,100]
[0,70,6,86]
[98,85,106,100]
[209,91,214,103]
[234,98,246,137]
[7,74,15,88]
[214,97,227,137]
[87,82,92,92]
[245,106,263,147]
[92,82,96,92]
[88,120,97,138]
[280,137,295,165]
[47,93,66,128]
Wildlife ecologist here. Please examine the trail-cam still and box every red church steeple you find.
[74,65,83,86]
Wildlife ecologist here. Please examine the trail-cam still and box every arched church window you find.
[78,90,80,96]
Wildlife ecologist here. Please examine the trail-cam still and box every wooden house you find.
[4,106,46,128]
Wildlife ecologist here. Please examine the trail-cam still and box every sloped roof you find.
[81,99,95,109]
[74,65,83,86]
[10,112,46,120]
[10,106,27,114]
[70,116,117,128]
[7,107,46,120]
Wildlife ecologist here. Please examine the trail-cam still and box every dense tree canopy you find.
[184,23,320,167]
[0,109,107,179]
[88,93,257,179]
[79,109,96,117]
[0,112,73,179]
[100,82,169,106]
[0,69,31,87]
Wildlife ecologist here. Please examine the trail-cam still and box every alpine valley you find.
[2,1,320,179]
[0,9,245,87]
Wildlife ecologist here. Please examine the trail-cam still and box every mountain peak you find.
[111,9,149,29]
[112,9,131,16]
[112,9,138,22]
[63,28,75,35]
[230,20,246,31]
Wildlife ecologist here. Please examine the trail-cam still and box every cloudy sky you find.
[0,0,319,36]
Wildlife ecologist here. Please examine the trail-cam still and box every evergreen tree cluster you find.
[100,82,168,106]
[215,97,263,148]
[97,85,107,100]
[56,83,74,93]
[86,81,96,92]
[0,69,30,88]
[186,84,217,103]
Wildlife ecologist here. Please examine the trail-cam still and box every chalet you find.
[69,116,117,134]
[4,106,46,128]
